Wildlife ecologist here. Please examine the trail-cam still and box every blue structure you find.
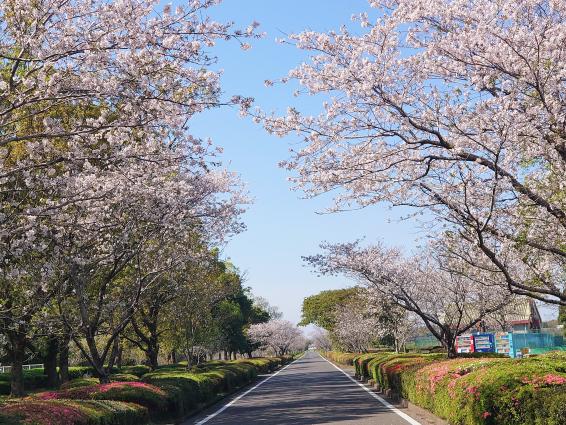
[473,333,495,353]
[494,332,514,357]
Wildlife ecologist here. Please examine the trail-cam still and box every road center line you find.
[194,355,305,425]
[320,354,423,425]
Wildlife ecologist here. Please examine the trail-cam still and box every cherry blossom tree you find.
[260,0,566,305]
[333,300,387,353]
[53,148,245,382]
[365,294,419,353]
[306,241,512,356]
[0,0,255,394]
[310,327,332,351]
[247,320,304,356]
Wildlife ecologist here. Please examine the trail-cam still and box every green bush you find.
[0,369,51,394]
[1,357,286,423]
[330,349,566,425]
[120,365,151,378]
[61,374,140,391]
[109,374,140,382]
[61,378,101,390]
[142,360,262,418]
[321,351,361,366]
[403,356,566,424]
[0,399,148,425]
[36,382,168,416]
[351,353,372,378]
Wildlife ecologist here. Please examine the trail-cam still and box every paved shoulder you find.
[189,351,420,425]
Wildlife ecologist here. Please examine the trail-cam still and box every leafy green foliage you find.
[321,351,360,366]
[0,399,148,425]
[299,288,359,330]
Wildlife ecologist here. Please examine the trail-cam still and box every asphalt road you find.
[189,351,421,425]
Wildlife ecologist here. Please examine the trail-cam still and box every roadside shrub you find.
[237,358,279,373]
[409,356,566,424]
[353,353,384,378]
[36,382,168,415]
[321,351,361,366]
[370,353,446,393]
[0,399,147,425]
[142,368,212,417]
[2,357,284,423]
[332,349,566,425]
[61,374,140,391]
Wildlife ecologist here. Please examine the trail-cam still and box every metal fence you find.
[406,331,565,353]
[406,335,441,350]
[512,332,564,351]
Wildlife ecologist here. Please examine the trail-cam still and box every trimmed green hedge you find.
[0,399,148,425]
[0,357,292,424]
[141,357,289,418]
[35,382,169,417]
[323,351,566,425]
[321,351,360,366]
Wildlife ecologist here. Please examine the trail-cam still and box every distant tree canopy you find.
[299,288,359,331]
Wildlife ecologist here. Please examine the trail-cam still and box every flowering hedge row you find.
[324,351,566,425]
[0,357,292,425]
[320,351,360,366]
[0,399,147,425]
[141,357,289,418]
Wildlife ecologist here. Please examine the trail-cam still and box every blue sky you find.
[187,0,423,324]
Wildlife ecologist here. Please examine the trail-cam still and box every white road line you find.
[194,355,305,425]
[320,354,423,425]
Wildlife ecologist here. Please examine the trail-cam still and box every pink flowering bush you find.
[329,351,566,425]
[0,399,147,425]
[36,382,168,413]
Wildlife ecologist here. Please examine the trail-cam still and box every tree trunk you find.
[116,344,123,369]
[146,332,159,369]
[146,349,159,370]
[8,332,26,396]
[445,335,458,358]
[171,349,177,364]
[58,333,70,383]
[43,337,59,388]
[84,334,110,384]
[107,336,120,372]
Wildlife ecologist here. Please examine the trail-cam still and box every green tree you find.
[299,288,359,331]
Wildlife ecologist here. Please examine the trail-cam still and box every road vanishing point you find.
[189,351,423,425]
